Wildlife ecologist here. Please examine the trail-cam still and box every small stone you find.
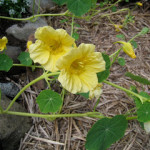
[1,45,22,63]
[0,94,31,150]
[0,82,20,98]
[6,18,48,41]
[28,0,55,14]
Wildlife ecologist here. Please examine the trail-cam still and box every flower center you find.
[70,59,85,74]
[50,41,62,54]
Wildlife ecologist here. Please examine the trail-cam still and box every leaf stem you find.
[2,111,104,119]
[103,80,147,102]
[4,72,60,112]
[13,64,43,68]
[0,11,69,21]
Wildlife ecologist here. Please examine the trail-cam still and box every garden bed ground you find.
[1,2,150,150]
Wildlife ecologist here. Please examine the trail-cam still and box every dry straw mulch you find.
[19,2,150,150]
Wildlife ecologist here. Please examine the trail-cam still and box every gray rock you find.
[0,94,31,150]
[0,82,20,98]
[28,0,55,14]
[6,18,48,41]
[1,46,22,63]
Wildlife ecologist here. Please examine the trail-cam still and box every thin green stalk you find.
[126,116,137,120]
[2,111,104,119]
[93,98,101,112]
[32,0,35,16]
[1,110,137,120]
[5,72,60,112]
[103,80,147,102]
[91,0,122,18]
[71,15,75,37]
[110,48,122,66]
[59,88,66,113]
[0,11,69,21]
[13,64,43,68]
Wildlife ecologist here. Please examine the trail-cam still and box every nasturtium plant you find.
[118,57,125,66]
[67,0,92,16]
[85,115,128,150]
[18,52,32,66]
[116,34,125,40]
[72,32,79,40]
[137,102,150,122]
[97,53,110,82]
[130,86,142,109]
[0,54,13,72]
[125,72,150,85]
[130,40,138,48]
[52,0,67,5]
[36,90,62,113]
[78,92,89,99]
[139,27,149,35]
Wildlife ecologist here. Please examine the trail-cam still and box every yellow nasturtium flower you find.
[0,36,8,51]
[115,41,136,59]
[29,26,75,72]
[89,83,103,100]
[56,43,105,94]
[114,24,123,32]
[136,2,143,6]
[27,41,32,49]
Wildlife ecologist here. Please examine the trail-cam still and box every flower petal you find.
[35,26,58,44]
[56,29,75,47]
[29,40,50,64]
[58,70,82,94]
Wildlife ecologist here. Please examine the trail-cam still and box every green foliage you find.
[53,0,95,16]
[67,0,91,16]
[116,34,125,40]
[60,19,68,23]
[130,40,138,48]
[78,92,89,99]
[0,54,13,72]
[18,52,32,66]
[85,115,127,150]
[139,27,149,35]
[97,53,110,82]
[130,86,142,109]
[99,0,109,8]
[111,6,117,12]
[52,0,67,5]
[0,0,30,18]
[137,102,150,122]
[125,72,150,85]
[118,57,125,66]
[36,90,62,113]
[72,32,79,41]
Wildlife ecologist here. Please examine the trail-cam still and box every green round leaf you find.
[67,0,91,16]
[18,52,32,66]
[137,102,150,122]
[0,54,13,72]
[36,90,62,113]
[118,57,125,66]
[85,115,127,150]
